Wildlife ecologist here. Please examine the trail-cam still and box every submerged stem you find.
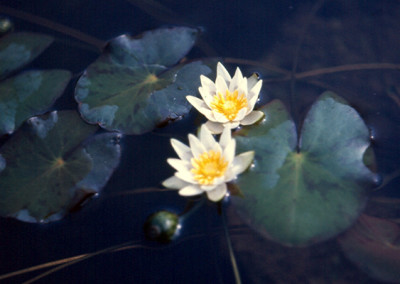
[222,205,241,284]
[0,5,105,51]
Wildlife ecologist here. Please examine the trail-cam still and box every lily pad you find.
[75,27,212,134]
[338,214,400,283]
[0,32,53,80]
[0,110,121,223]
[0,70,72,135]
[232,92,378,246]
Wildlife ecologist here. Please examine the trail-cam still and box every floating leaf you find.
[73,132,121,193]
[0,32,53,80]
[75,27,212,134]
[232,92,378,246]
[0,110,121,222]
[0,70,71,135]
[338,214,400,283]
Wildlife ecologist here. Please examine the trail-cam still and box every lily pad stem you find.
[222,204,241,284]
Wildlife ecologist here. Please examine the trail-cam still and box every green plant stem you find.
[0,5,105,51]
[179,197,206,220]
[222,206,241,284]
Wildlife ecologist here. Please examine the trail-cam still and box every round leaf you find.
[0,111,98,222]
[0,70,72,135]
[233,92,378,246]
[75,27,212,134]
[0,32,53,80]
[338,214,400,283]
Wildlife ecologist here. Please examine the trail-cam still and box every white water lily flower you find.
[187,62,264,134]
[162,125,254,202]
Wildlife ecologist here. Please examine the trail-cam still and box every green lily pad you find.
[0,32,53,80]
[75,27,212,134]
[233,92,378,246]
[338,214,400,283]
[0,70,72,135]
[0,110,116,223]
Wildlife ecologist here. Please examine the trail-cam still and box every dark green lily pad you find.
[0,110,120,223]
[0,70,71,135]
[338,214,400,283]
[232,92,378,246]
[0,32,53,80]
[75,27,212,134]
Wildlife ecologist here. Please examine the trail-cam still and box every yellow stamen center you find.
[210,90,248,121]
[191,150,228,185]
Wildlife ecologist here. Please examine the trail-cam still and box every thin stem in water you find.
[222,205,241,284]
[0,5,105,52]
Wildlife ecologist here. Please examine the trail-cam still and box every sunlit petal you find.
[200,74,216,93]
[223,138,236,164]
[235,107,248,122]
[199,124,217,151]
[241,111,264,126]
[171,139,192,161]
[162,176,188,189]
[167,158,190,172]
[179,184,203,196]
[232,151,255,175]
[205,120,225,134]
[188,133,206,158]
[247,73,259,90]
[217,62,231,82]
[219,126,232,149]
[186,96,216,121]
[206,183,227,202]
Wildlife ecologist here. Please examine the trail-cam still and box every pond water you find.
[0,0,400,283]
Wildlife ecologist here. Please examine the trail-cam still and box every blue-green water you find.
[0,0,400,283]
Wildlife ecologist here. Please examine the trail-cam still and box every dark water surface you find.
[0,0,400,283]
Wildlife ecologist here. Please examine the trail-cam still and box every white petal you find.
[224,168,237,182]
[247,92,259,112]
[232,151,255,175]
[199,124,217,151]
[247,73,259,90]
[225,121,240,130]
[223,138,236,164]
[217,62,231,82]
[198,87,214,107]
[186,96,216,122]
[205,120,225,134]
[179,184,203,196]
[237,77,248,96]
[200,184,218,191]
[229,67,244,92]
[213,111,230,123]
[167,158,191,172]
[219,126,232,149]
[250,79,262,97]
[188,133,206,158]
[240,111,264,126]
[200,75,216,93]
[175,171,196,184]
[215,76,228,93]
[235,107,248,121]
[171,139,192,161]
[162,176,188,189]
[206,183,227,202]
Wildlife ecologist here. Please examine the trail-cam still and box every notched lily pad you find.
[0,111,121,223]
[338,214,400,283]
[0,32,53,80]
[75,27,212,134]
[232,91,378,246]
[0,70,72,135]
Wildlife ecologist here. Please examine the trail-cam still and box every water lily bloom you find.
[162,125,254,202]
[187,62,264,134]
